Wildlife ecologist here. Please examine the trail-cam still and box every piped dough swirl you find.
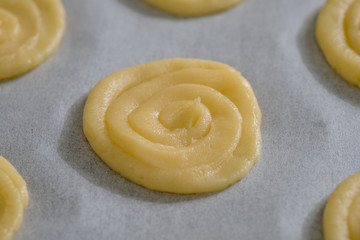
[316,0,360,87]
[143,0,243,17]
[0,156,28,240]
[83,59,261,194]
[0,0,65,80]
[323,171,360,240]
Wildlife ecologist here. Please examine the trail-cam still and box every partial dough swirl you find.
[316,0,360,87]
[323,171,360,240]
[0,0,65,80]
[143,0,243,17]
[0,156,28,240]
[83,59,261,194]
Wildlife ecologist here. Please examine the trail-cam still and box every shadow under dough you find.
[301,198,326,240]
[297,10,360,107]
[57,95,214,203]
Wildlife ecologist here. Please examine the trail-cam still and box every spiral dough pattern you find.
[0,156,28,240]
[316,0,360,87]
[0,0,65,80]
[143,0,243,17]
[323,171,360,240]
[83,59,261,194]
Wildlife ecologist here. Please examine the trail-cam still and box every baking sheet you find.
[1,0,360,239]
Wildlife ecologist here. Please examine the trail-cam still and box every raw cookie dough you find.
[0,156,28,240]
[316,0,360,87]
[323,171,360,240]
[83,58,262,194]
[0,0,66,80]
[143,0,243,17]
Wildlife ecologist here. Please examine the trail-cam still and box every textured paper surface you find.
[1,0,360,239]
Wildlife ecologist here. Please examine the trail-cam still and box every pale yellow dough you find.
[0,156,28,240]
[0,0,65,80]
[83,58,261,194]
[316,0,360,87]
[323,171,360,240]
[143,0,243,17]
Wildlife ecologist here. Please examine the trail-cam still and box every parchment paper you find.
[1,0,360,239]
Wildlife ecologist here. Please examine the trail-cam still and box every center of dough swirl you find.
[159,97,208,132]
[135,97,212,147]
